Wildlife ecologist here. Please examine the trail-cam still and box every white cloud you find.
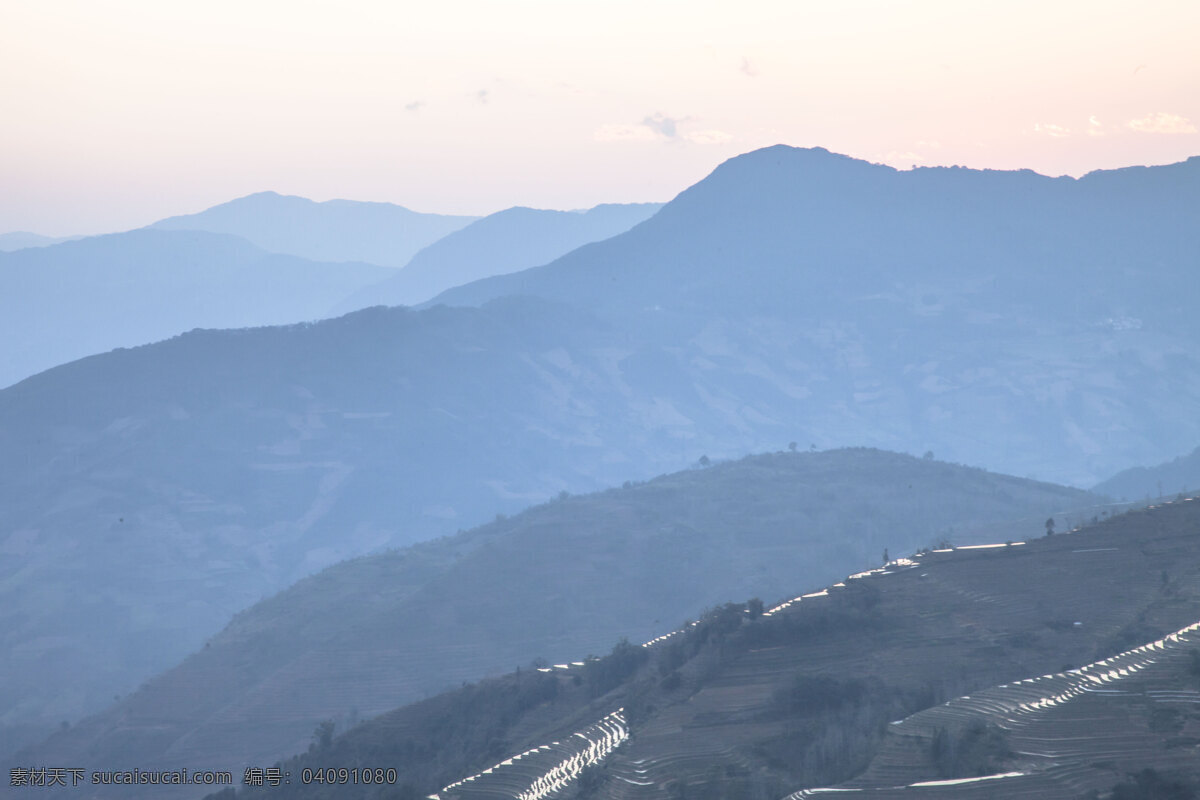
[1087,115,1104,136]
[642,112,685,138]
[1033,122,1071,138]
[740,56,758,77]
[404,101,424,112]
[1126,112,1197,134]
[685,129,733,145]
[596,112,726,144]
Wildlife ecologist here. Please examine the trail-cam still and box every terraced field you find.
[432,710,629,800]
[437,498,1200,800]
[790,615,1200,797]
[221,496,1200,800]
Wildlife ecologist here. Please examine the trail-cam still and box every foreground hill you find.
[333,203,662,310]
[150,192,477,267]
[1095,444,1200,503]
[206,496,1200,800]
[433,146,1200,487]
[14,449,1105,792]
[0,229,391,388]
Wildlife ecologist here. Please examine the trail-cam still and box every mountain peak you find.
[148,192,478,267]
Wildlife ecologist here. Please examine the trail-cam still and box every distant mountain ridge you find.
[434,146,1200,319]
[430,145,1200,486]
[333,202,662,309]
[0,228,392,389]
[1094,444,1200,500]
[150,191,478,267]
[0,231,78,251]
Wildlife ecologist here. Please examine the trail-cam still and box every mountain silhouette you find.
[332,202,662,310]
[0,228,392,389]
[150,191,478,267]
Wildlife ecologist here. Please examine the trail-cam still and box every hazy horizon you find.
[6,148,1200,240]
[4,0,1198,236]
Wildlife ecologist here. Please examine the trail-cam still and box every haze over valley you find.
[5,2,1200,798]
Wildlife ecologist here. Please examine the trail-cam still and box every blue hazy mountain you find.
[0,228,393,389]
[149,191,478,267]
[1094,444,1200,500]
[436,146,1200,322]
[0,231,77,251]
[332,202,662,310]
[432,146,1200,486]
[3,145,1198,758]
[0,298,674,756]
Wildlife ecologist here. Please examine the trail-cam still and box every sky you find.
[2,0,1198,236]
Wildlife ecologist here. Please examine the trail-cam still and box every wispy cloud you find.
[740,56,758,77]
[642,112,685,138]
[476,89,490,104]
[404,101,424,112]
[1033,122,1071,138]
[1126,112,1197,134]
[595,113,731,145]
[1087,115,1104,136]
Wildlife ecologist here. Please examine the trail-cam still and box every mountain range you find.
[431,146,1200,487]
[332,203,662,309]
[15,449,1105,794]
[0,229,392,390]
[5,145,1200,770]
[2,197,660,390]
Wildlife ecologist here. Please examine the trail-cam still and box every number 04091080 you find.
[301,767,397,785]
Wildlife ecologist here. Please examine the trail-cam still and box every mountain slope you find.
[1094,444,1200,502]
[433,147,1200,319]
[332,203,662,310]
[791,614,1200,798]
[150,192,478,267]
[0,228,392,388]
[203,496,1200,800]
[430,146,1200,486]
[0,298,614,754]
[17,449,1107,797]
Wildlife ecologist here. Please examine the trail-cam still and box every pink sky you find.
[2,0,1197,235]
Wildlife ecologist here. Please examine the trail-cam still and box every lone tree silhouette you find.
[1045,517,1056,537]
